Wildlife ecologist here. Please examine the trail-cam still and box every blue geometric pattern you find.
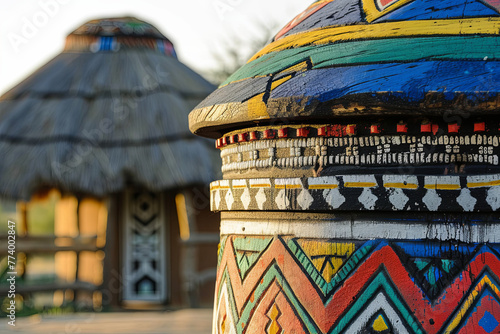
[479,311,500,333]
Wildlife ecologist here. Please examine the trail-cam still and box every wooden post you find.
[73,196,81,307]
[17,202,28,236]
[101,194,121,309]
[175,191,198,307]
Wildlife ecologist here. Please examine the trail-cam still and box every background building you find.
[0,17,220,311]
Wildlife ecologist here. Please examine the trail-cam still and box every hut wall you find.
[209,129,500,334]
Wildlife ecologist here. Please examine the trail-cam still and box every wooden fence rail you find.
[0,235,103,308]
[0,235,101,255]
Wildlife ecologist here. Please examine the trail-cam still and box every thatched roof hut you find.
[0,17,219,200]
[0,17,220,308]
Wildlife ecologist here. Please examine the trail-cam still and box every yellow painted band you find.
[445,289,479,334]
[247,92,269,119]
[250,18,500,62]
[383,183,418,190]
[232,185,247,189]
[271,75,292,90]
[424,184,461,190]
[467,180,500,188]
[277,60,308,76]
[250,184,272,188]
[309,184,339,190]
[275,185,302,189]
[344,182,377,188]
[363,0,414,22]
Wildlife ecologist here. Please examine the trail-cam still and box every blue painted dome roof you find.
[190,0,500,138]
[273,0,500,40]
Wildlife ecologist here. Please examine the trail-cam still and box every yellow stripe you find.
[277,61,309,76]
[232,186,247,189]
[250,18,500,62]
[363,0,414,22]
[444,282,483,333]
[309,184,339,190]
[424,184,461,190]
[344,182,377,188]
[271,75,292,90]
[383,183,418,190]
[219,186,230,190]
[247,92,269,119]
[444,276,500,333]
[175,193,190,241]
[467,180,500,188]
[250,184,271,188]
[275,185,302,189]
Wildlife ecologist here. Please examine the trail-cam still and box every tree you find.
[203,21,279,85]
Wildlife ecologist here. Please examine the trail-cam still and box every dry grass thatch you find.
[0,17,220,200]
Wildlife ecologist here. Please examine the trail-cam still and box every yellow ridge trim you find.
[250,18,500,62]
[232,186,247,189]
[383,183,418,190]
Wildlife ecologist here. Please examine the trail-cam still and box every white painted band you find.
[220,219,500,243]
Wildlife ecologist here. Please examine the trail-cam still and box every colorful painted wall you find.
[215,235,500,334]
[189,0,500,333]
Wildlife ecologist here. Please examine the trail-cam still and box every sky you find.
[0,0,309,95]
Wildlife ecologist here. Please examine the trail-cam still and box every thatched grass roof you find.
[0,17,219,200]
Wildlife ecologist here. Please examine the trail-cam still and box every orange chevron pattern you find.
[214,236,500,334]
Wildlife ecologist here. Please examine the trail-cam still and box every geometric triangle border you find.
[330,269,425,334]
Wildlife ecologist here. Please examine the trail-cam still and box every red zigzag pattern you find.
[216,237,500,334]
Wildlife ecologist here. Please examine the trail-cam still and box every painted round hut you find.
[190,1,500,333]
[0,17,220,309]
